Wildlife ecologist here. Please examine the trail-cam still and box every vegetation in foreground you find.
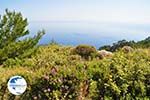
[0,44,150,100]
[0,10,150,100]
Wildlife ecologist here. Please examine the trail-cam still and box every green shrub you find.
[3,58,23,67]
[72,45,97,59]
[0,9,44,65]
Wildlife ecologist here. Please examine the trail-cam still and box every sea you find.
[28,21,150,48]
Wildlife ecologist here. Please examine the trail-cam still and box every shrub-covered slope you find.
[99,36,150,52]
[0,44,150,100]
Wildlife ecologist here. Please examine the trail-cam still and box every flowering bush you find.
[0,45,150,100]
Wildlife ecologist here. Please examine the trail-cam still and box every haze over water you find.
[29,21,150,48]
[1,0,150,48]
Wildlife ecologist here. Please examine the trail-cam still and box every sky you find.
[0,0,150,47]
[0,0,150,24]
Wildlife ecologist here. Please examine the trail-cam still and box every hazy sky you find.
[0,0,150,24]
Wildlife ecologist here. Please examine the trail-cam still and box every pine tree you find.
[0,9,45,64]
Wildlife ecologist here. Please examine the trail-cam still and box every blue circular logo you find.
[7,76,27,95]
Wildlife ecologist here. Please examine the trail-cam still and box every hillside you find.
[99,36,150,52]
[0,44,150,100]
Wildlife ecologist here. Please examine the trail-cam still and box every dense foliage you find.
[0,44,149,100]
[137,37,150,48]
[99,40,135,52]
[99,37,150,52]
[0,9,44,64]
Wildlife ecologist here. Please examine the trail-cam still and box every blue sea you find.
[28,21,150,48]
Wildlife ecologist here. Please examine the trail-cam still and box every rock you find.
[122,46,133,53]
[97,50,113,59]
